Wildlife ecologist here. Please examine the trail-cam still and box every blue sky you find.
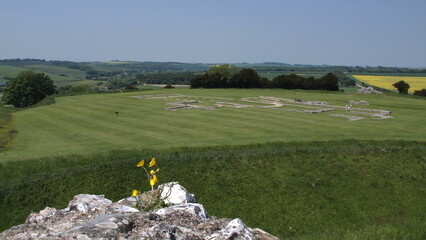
[1,0,425,67]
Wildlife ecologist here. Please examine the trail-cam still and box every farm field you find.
[353,75,426,92]
[1,88,425,161]
[0,64,86,83]
[23,64,86,82]
[0,65,28,82]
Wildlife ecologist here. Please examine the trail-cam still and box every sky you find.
[1,0,425,67]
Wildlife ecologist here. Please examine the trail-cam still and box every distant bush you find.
[57,85,72,93]
[70,85,91,93]
[124,85,139,90]
[413,88,426,97]
[164,84,175,89]
[392,80,410,94]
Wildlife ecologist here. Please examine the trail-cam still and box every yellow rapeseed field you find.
[353,75,426,93]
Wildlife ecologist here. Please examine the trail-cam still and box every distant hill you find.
[1,59,425,85]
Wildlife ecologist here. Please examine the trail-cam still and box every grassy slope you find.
[0,106,17,149]
[24,65,86,78]
[0,141,425,239]
[0,64,87,83]
[0,65,28,82]
[23,64,86,82]
[1,88,425,161]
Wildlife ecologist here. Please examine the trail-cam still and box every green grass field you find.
[1,88,425,161]
[0,88,425,239]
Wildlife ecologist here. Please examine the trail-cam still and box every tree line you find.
[250,64,426,74]
[190,65,339,91]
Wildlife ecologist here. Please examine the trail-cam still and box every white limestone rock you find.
[154,203,208,219]
[0,188,279,240]
[159,182,196,205]
[357,87,383,94]
[67,194,113,213]
[207,218,255,240]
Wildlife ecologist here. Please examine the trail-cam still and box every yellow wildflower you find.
[150,170,155,175]
[137,160,145,167]
[132,190,138,197]
[149,157,156,167]
[150,175,158,186]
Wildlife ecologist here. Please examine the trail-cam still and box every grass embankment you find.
[1,88,425,161]
[0,106,17,150]
[0,141,425,239]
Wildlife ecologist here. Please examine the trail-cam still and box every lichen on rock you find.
[0,183,278,240]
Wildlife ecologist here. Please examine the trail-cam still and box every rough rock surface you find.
[357,87,383,94]
[0,185,278,240]
[159,182,196,205]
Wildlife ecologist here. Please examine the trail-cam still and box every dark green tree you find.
[2,71,55,107]
[229,68,262,88]
[319,73,339,91]
[413,88,426,97]
[392,80,410,94]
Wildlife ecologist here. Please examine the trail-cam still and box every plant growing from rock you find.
[132,157,165,211]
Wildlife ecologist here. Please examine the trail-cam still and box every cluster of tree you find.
[413,89,426,97]
[1,71,55,107]
[392,81,410,94]
[190,66,269,89]
[136,72,195,84]
[84,62,209,81]
[86,70,123,79]
[106,77,139,90]
[190,65,339,91]
[392,81,426,97]
[272,73,339,91]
